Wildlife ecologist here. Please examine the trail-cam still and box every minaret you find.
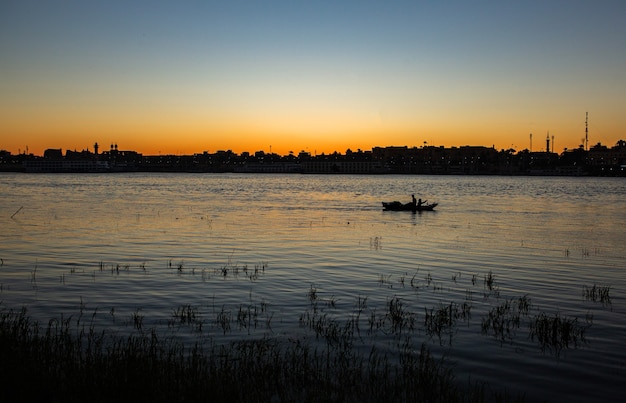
[546,132,550,153]
[530,133,532,151]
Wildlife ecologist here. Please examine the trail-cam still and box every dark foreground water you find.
[1,173,625,402]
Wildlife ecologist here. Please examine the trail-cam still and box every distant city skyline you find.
[2,1,625,156]
[8,135,625,160]
[2,129,619,157]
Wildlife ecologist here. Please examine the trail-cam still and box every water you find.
[1,173,625,402]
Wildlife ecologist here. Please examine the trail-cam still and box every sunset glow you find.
[2,1,625,156]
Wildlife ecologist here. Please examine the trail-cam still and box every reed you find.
[369,236,382,250]
[30,261,38,284]
[171,304,202,331]
[385,296,416,334]
[378,273,393,288]
[424,301,471,345]
[528,311,591,356]
[131,308,144,331]
[1,264,552,402]
[216,305,231,334]
[410,270,420,289]
[0,297,528,402]
[582,284,611,306]
[237,304,261,332]
[481,296,531,345]
[307,284,318,303]
[483,270,500,298]
[3,306,509,402]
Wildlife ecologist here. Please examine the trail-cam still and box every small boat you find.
[382,201,438,212]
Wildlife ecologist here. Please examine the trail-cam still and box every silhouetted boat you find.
[382,201,438,212]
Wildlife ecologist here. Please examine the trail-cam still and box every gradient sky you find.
[2,1,625,156]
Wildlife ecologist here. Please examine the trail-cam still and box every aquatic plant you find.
[378,273,393,288]
[481,296,531,345]
[0,289,532,403]
[5,261,584,401]
[369,236,382,250]
[384,296,416,334]
[582,284,611,306]
[424,301,471,345]
[410,269,421,289]
[131,308,144,331]
[528,311,591,356]
[3,305,514,403]
[237,304,262,333]
[307,284,318,303]
[171,304,202,328]
[483,270,500,299]
[215,305,231,334]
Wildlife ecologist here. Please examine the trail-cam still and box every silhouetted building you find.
[43,148,63,159]
[7,138,626,175]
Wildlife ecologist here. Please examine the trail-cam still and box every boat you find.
[382,201,438,212]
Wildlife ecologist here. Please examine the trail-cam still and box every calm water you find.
[1,173,625,402]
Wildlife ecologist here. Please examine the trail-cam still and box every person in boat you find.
[411,194,417,207]
[417,198,423,208]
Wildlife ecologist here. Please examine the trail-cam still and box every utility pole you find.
[585,112,589,151]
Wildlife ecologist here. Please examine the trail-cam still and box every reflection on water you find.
[1,173,625,402]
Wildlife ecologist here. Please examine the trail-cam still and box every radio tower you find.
[585,112,589,151]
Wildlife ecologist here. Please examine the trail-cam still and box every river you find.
[1,173,625,402]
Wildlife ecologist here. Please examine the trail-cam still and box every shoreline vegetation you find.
[1,307,515,403]
[1,266,609,402]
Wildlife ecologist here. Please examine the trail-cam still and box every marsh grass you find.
[131,308,144,330]
[216,305,231,334]
[425,301,472,345]
[529,312,591,357]
[3,262,599,402]
[483,270,500,298]
[170,304,203,331]
[0,307,509,403]
[481,296,531,345]
[582,284,611,306]
[383,296,416,335]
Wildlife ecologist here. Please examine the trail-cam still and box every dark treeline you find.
[2,140,625,176]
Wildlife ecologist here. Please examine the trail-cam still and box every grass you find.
[481,296,531,345]
[0,307,509,403]
[170,304,203,331]
[424,301,472,345]
[529,311,591,356]
[1,261,603,402]
[582,284,611,306]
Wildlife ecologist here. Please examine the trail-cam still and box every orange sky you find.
[3,101,621,157]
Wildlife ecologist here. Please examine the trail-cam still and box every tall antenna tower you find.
[585,112,589,151]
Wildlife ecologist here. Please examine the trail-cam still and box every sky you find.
[2,0,625,156]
